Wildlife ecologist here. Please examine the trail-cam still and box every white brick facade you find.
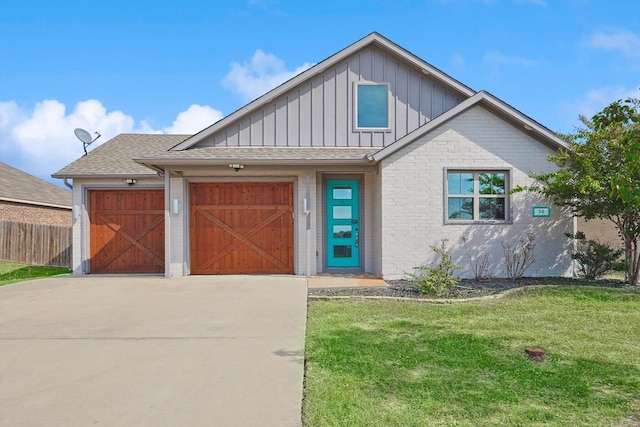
[379,106,573,279]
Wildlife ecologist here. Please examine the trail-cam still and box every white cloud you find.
[10,99,137,157]
[222,50,313,102]
[164,104,223,134]
[0,99,224,187]
[483,50,540,67]
[0,50,314,186]
[0,101,27,130]
[563,86,640,126]
[586,29,640,58]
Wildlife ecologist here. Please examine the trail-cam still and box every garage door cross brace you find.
[97,213,164,269]
[196,208,290,271]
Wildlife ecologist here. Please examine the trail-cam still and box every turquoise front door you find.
[326,180,360,268]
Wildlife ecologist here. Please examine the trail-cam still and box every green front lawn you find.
[0,261,70,286]
[304,287,640,426]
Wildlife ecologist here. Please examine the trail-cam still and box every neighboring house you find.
[577,217,624,251]
[53,33,574,279]
[0,162,72,267]
[0,162,71,227]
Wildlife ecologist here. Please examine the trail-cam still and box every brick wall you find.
[379,105,574,279]
[577,217,624,250]
[0,200,71,227]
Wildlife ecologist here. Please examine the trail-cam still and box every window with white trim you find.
[355,83,389,130]
[446,171,508,221]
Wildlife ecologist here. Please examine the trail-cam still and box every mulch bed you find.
[308,277,634,300]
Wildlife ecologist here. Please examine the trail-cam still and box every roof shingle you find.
[0,162,71,208]
[52,134,190,178]
[136,146,380,163]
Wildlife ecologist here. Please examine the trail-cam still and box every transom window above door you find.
[355,83,390,130]
[445,170,509,222]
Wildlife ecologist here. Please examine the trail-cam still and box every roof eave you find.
[51,172,163,180]
[134,157,375,170]
[476,93,570,152]
[0,196,71,210]
[373,91,569,161]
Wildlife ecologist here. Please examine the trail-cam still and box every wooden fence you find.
[0,221,72,268]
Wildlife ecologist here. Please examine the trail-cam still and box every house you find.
[577,217,624,250]
[0,162,72,267]
[0,162,71,227]
[53,33,574,279]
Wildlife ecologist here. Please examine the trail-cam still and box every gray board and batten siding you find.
[196,45,467,149]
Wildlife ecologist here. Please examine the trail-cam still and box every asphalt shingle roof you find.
[53,133,380,178]
[52,134,190,178]
[136,146,380,162]
[0,162,71,208]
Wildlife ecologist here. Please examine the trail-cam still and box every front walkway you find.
[307,275,388,288]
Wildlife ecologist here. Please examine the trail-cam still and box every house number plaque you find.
[532,206,551,217]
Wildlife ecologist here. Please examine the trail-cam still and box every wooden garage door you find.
[89,190,165,274]
[190,182,294,274]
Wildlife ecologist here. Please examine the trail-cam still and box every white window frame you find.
[353,82,391,131]
[444,168,512,224]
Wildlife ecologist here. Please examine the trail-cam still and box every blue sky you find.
[1,0,638,187]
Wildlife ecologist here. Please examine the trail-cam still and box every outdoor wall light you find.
[123,179,137,186]
[172,198,181,214]
[228,164,245,172]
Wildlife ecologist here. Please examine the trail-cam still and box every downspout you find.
[62,177,81,274]
[164,170,171,278]
[305,172,312,278]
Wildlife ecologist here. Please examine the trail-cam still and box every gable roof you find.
[52,134,190,179]
[53,34,568,179]
[0,162,71,209]
[371,90,569,161]
[171,32,476,152]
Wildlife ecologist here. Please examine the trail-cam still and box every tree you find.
[517,98,640,285]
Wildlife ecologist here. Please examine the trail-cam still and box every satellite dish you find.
[74,128,101,156]
[74,128,93,144]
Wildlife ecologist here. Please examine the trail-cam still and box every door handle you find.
[355,229,359,247]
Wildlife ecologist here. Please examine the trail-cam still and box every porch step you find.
[307,275,388,288]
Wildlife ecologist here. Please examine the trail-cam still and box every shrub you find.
[502,232,536,279]
[406,239,462,296]
[461,235,492,280]
[566,232,625,279]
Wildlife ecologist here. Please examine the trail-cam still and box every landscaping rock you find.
[308,277,631,300]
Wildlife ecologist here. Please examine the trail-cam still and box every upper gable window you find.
[355,83,389,130]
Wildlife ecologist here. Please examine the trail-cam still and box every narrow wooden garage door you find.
[89,190,165,274]
[190,182,294,274]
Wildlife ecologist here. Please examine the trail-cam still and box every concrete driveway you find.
[0,275,307,427]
